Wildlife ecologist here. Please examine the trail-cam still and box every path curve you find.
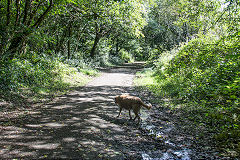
[0,63,220,159]
[0,63,155,159]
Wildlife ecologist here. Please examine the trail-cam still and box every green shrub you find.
[0,52,95,101]
[120,49,134,62]
[0,54,60,91]
[165,35,240,107]
[136,34,240,156]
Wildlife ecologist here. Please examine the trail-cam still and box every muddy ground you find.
[0,63,227,159]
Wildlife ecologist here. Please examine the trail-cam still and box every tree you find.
[0,0,78,59]
[85,0,148,57]
[143,0,220,52]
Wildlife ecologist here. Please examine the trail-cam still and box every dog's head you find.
[114,95,119,104]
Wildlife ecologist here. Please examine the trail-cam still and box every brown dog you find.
[114,94,152,122]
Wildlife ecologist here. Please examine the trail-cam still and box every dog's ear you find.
[114,95,120,102]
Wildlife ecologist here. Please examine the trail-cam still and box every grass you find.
[134,68,240,158]
[0,55,98,109]
[134,68,155,86]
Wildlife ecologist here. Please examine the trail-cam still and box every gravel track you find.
[0,63,224,159]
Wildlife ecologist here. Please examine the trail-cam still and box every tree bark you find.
[90,34,101,57]
[6,0,11,26]
[67,22,72,59]
[15,0,20,26]
[22,0,30,25]
[33,0,53,28]
[27,0,44,26]
[6,0,54,59]
[7,31,30,59]
[182,22,189,42]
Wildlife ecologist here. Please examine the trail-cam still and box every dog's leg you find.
[133,114,139,121]
[117,108,122,117]
[133,106,140,122]
[129,109,132,120]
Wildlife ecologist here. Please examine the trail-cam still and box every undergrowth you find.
[134,34,240,158]
[0,53,97,106]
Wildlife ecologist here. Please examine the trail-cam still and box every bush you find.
[0,52,95,102]
[120,49,134,62]
[164,34,240,107]
[137,34,240,156]
[0,53,61,92]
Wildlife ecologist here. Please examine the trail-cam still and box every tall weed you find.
[0,53,94,103]
[138,34,240,156]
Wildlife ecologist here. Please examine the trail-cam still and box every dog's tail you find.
[141,101,152,110]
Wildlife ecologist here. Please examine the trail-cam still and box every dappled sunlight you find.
[44,122,66,128]
[88,72,135,87]
[0,65,157,159]
[30,142,60,150]
[0,63,200,159]
[86,115,124,132]
[0,83,145,159]
[63,137,76,142]
[52,105,73,109]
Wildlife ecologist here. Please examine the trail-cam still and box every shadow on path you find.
[1,63,159,159]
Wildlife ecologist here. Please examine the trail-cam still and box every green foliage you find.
[136,33,240,157]
[0,54,60,91]
[0,53,94,102]
[143,0,220,53]
[135,68,155,86]
[0,0,239,156]
[119,49,134,63]
[134,0,240,156]
[165,35,240,106]
[79,69,98,76]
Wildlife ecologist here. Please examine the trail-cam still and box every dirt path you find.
[0,63,221,159]
[0,63,145,159]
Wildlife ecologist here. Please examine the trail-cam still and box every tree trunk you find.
[67,22,72,59]
[90,34,100,57]
[182,22,189,42]
[33,0,53,28]
[55,27,68,54]
[7,32,29,59]
[115,38,120,55]
[6,0,11,26]
[22,0,30,25]
[15,0,20,26]
[6,0,53,59]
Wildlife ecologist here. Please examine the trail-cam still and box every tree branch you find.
[33,0,53,28]
[27,0,44,26]
[15,0,20,26]
[6,0,11,26]
[22,0,30,25]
